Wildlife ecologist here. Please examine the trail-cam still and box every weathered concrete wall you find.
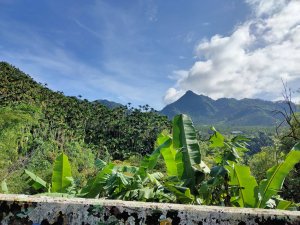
[0,194,299,225]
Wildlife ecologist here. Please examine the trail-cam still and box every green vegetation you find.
[20,114,300,210]
[0,62,299,210]
[0,62,170,193]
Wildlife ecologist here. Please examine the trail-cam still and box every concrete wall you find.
[0,194,299,225]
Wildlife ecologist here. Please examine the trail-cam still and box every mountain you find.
[160,90,296,126]
[95,99,123,109]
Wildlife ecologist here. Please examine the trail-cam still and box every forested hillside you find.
[0,62,170,193]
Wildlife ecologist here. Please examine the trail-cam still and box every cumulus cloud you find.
[164,88,185,104]
[164,0,300,104]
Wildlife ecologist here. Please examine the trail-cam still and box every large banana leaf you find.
[24,169,48,191]
[51,153,72,193]
[139,133,170,173]
[172,114,208,190]
[160,139,183,177]
[257,142,300,208]
[165,183,194,204]
[226,164,258,207]
[104,171,133,197]
[173,114,201,165]
[81,163,115,198]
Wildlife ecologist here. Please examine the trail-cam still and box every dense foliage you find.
[0,62,170,193]
[20,114,300,210]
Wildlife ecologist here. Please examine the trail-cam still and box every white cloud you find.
[164,88,185,104]
[246,0,288,17]
[165,0,300,104]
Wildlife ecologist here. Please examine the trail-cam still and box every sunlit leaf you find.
[51,153,72,193]
[257,142,300,208]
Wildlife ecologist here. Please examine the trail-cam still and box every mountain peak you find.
[181,91,213,102]
[160,92,294,126]
[185,90,197,96]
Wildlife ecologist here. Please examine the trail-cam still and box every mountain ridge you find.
[95,99,123,109]
[160,90,296,126]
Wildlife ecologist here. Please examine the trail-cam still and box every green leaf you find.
[276,198,292,210]
[165,183,194,204]
[139,133,169,173]
[210,166,227,177]
[257,142,300,208]
[226,163,258,207]
[209,127,225,148]
[160,139,182,177]
[81,163,115,198]
[24,169,48,191]
[1,179,9,194]
[51,153,72,193]
[138,187,155,200]
[172,114,202,189]
[115,172,130,186]
[231,135,250,143]
[198,182,211,203]
[95,159,107,171]
[173,114,201,165]
[120,165,139,175]
[147,172,164,187]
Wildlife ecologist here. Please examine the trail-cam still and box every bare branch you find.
[274,80,300,141]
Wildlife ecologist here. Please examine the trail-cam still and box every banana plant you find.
[173,114,210,188]
[80,114,210,203]
[199,127,249,206]
[23,153,74,195]
[200,127,300,209]
[80,160,170,202]
[225,163,258,207]
[256,142,300,208]
[226,142,300,209]
[140,114,210,202]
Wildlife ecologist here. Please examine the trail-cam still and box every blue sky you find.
[1,0,300,109]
